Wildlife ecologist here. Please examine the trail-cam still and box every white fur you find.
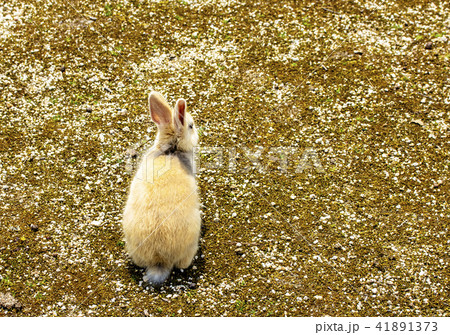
[122,91,201,285]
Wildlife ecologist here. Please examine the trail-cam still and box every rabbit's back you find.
[122,153,201,269]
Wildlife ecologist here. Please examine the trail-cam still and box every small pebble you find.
[333,242,343,250]
[411,119,424,126]
[117,109,128,116]
[0,293,21,310]
[235,248,244,255]
[126,149,137,158]
[432,180,443,189]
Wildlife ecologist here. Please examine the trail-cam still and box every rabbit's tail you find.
[143,266,171,285]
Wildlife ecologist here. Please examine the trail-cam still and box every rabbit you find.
[122,91,201,285]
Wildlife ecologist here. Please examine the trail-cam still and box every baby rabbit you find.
[122,91,201,285]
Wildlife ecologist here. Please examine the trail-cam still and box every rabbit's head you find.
[149,91,198,153]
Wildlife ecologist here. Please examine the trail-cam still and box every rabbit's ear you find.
[149,91,172,126]
[174,98,186,128]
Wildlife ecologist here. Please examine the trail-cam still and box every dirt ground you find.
[0,0,448,316]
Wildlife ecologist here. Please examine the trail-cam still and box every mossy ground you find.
[0,0,448,316]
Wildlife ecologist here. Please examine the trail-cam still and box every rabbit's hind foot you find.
[143,266,171,285]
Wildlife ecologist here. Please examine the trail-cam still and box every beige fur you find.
[122,92,201,285]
